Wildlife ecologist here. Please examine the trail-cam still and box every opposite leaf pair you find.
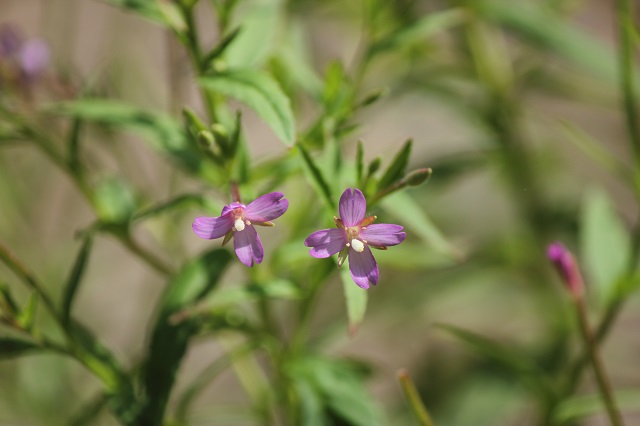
[192,188,405,288]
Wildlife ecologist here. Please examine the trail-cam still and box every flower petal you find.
[221,202,245,216]
[348,246,379,289]
[192,215,234,239]
[304,228,347,258]
[359,224,406,247]
[233,225,264,267]
[245,192,289,222]
[339,188,366,227]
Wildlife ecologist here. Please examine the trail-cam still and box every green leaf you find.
[381,191,459,259]
[16,293,38,331]
[62,234,94,327]
[296,143,335,210]
[137,248,232,424]
[553,389,640,425]
[293,378,326,426]
[356,140,364,187]
[132,193,205,222]
[49,99,217,180]
[376,139,412,192]
[93,177,136,225]
[580,188,631,304]
[436,324,553,399]
[0,338,40,359]
[224,2,281,68]
[202,27,242,68]
[340,268,368,336]
[199,70,295,145]
[98,0,164,23]
[291,357,383,426]
[476,1,636,85]
[204,279,301,308]
[369,8,466,57]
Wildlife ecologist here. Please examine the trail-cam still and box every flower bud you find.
[197,130,214,148]
[547,242,583,298]
[402,168,432,187]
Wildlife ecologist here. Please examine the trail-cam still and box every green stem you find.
[616,0,640,165]
[574,297,625,426]
[397,369,436,426]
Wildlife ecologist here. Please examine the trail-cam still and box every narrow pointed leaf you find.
[62,234,94,327]
[377,139,412,191]
[16,293,38,331]
[356,140,364,186]
[296,143,335,210]
[199,70,295,145]
[553,389,640,425]
[137,248,232,424]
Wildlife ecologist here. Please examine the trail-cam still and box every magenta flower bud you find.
[547,242,583,297]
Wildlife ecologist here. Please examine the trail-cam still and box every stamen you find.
[234,218,245,231]
[351,239,365,253]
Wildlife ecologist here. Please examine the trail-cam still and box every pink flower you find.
[192,192,289,267]
[304,188,406,289]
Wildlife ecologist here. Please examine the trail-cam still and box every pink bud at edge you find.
[547,242,583,298]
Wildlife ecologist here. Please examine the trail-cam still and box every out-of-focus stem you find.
[0,239,59,320]
[574,297,624,426]
[616,0,640,164]
[397,369,436,426]
[574,296,625,426]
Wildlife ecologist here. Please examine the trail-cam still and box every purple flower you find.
[19,39,49,78]
[304,188,406,289]
[547,242,583,297]
[192,192,289,267]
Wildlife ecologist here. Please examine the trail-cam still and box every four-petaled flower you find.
[192,192,288,267]
[304,188,406,289]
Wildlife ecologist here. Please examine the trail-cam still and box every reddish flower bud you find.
[547,242,583,298]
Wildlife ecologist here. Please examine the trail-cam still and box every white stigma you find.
[350,239,365,253]
[234,218,246,231]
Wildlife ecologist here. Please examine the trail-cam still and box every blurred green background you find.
[1,0,640,425]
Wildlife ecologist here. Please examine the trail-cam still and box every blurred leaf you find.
[49,99,216,180]
[93,177,137,225]
[356,140,364,187]
[296,144,335,210]
[580,188,631,304]
[98,0,164,23]
[559,121,629,182]
[340,268,368,336]
[0,282,19,314]
[476,1,635,85]
[199,70,295,145]
[290,357,383,426]
[132,193,205,222]
[137,248,232,424]
[293,378,326,426]
[376,242,457,270]
[381,192,458,258]
[0,338,40,359]
[369,8,466,57]
[377,140,412,192]
[436,324,553,399]
[62,234,94,327]
[16,293,38,331]
[202,27,242,68]
[203,279,300,309]
[224,2,280,67]
[553,389,640,425]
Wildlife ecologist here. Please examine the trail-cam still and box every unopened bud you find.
[358,87,388,107]
[197,130,214,148]
[547,242,583,298]
[403,168,432,187]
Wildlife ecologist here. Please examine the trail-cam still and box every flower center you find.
[350,238,365,253]
[345,226,365,252]
[234,218,246,232]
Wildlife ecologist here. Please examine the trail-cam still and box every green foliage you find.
[580,188,631,304]
[199,70,296,145]
[0,337,41,358]
[340,268,368,334]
